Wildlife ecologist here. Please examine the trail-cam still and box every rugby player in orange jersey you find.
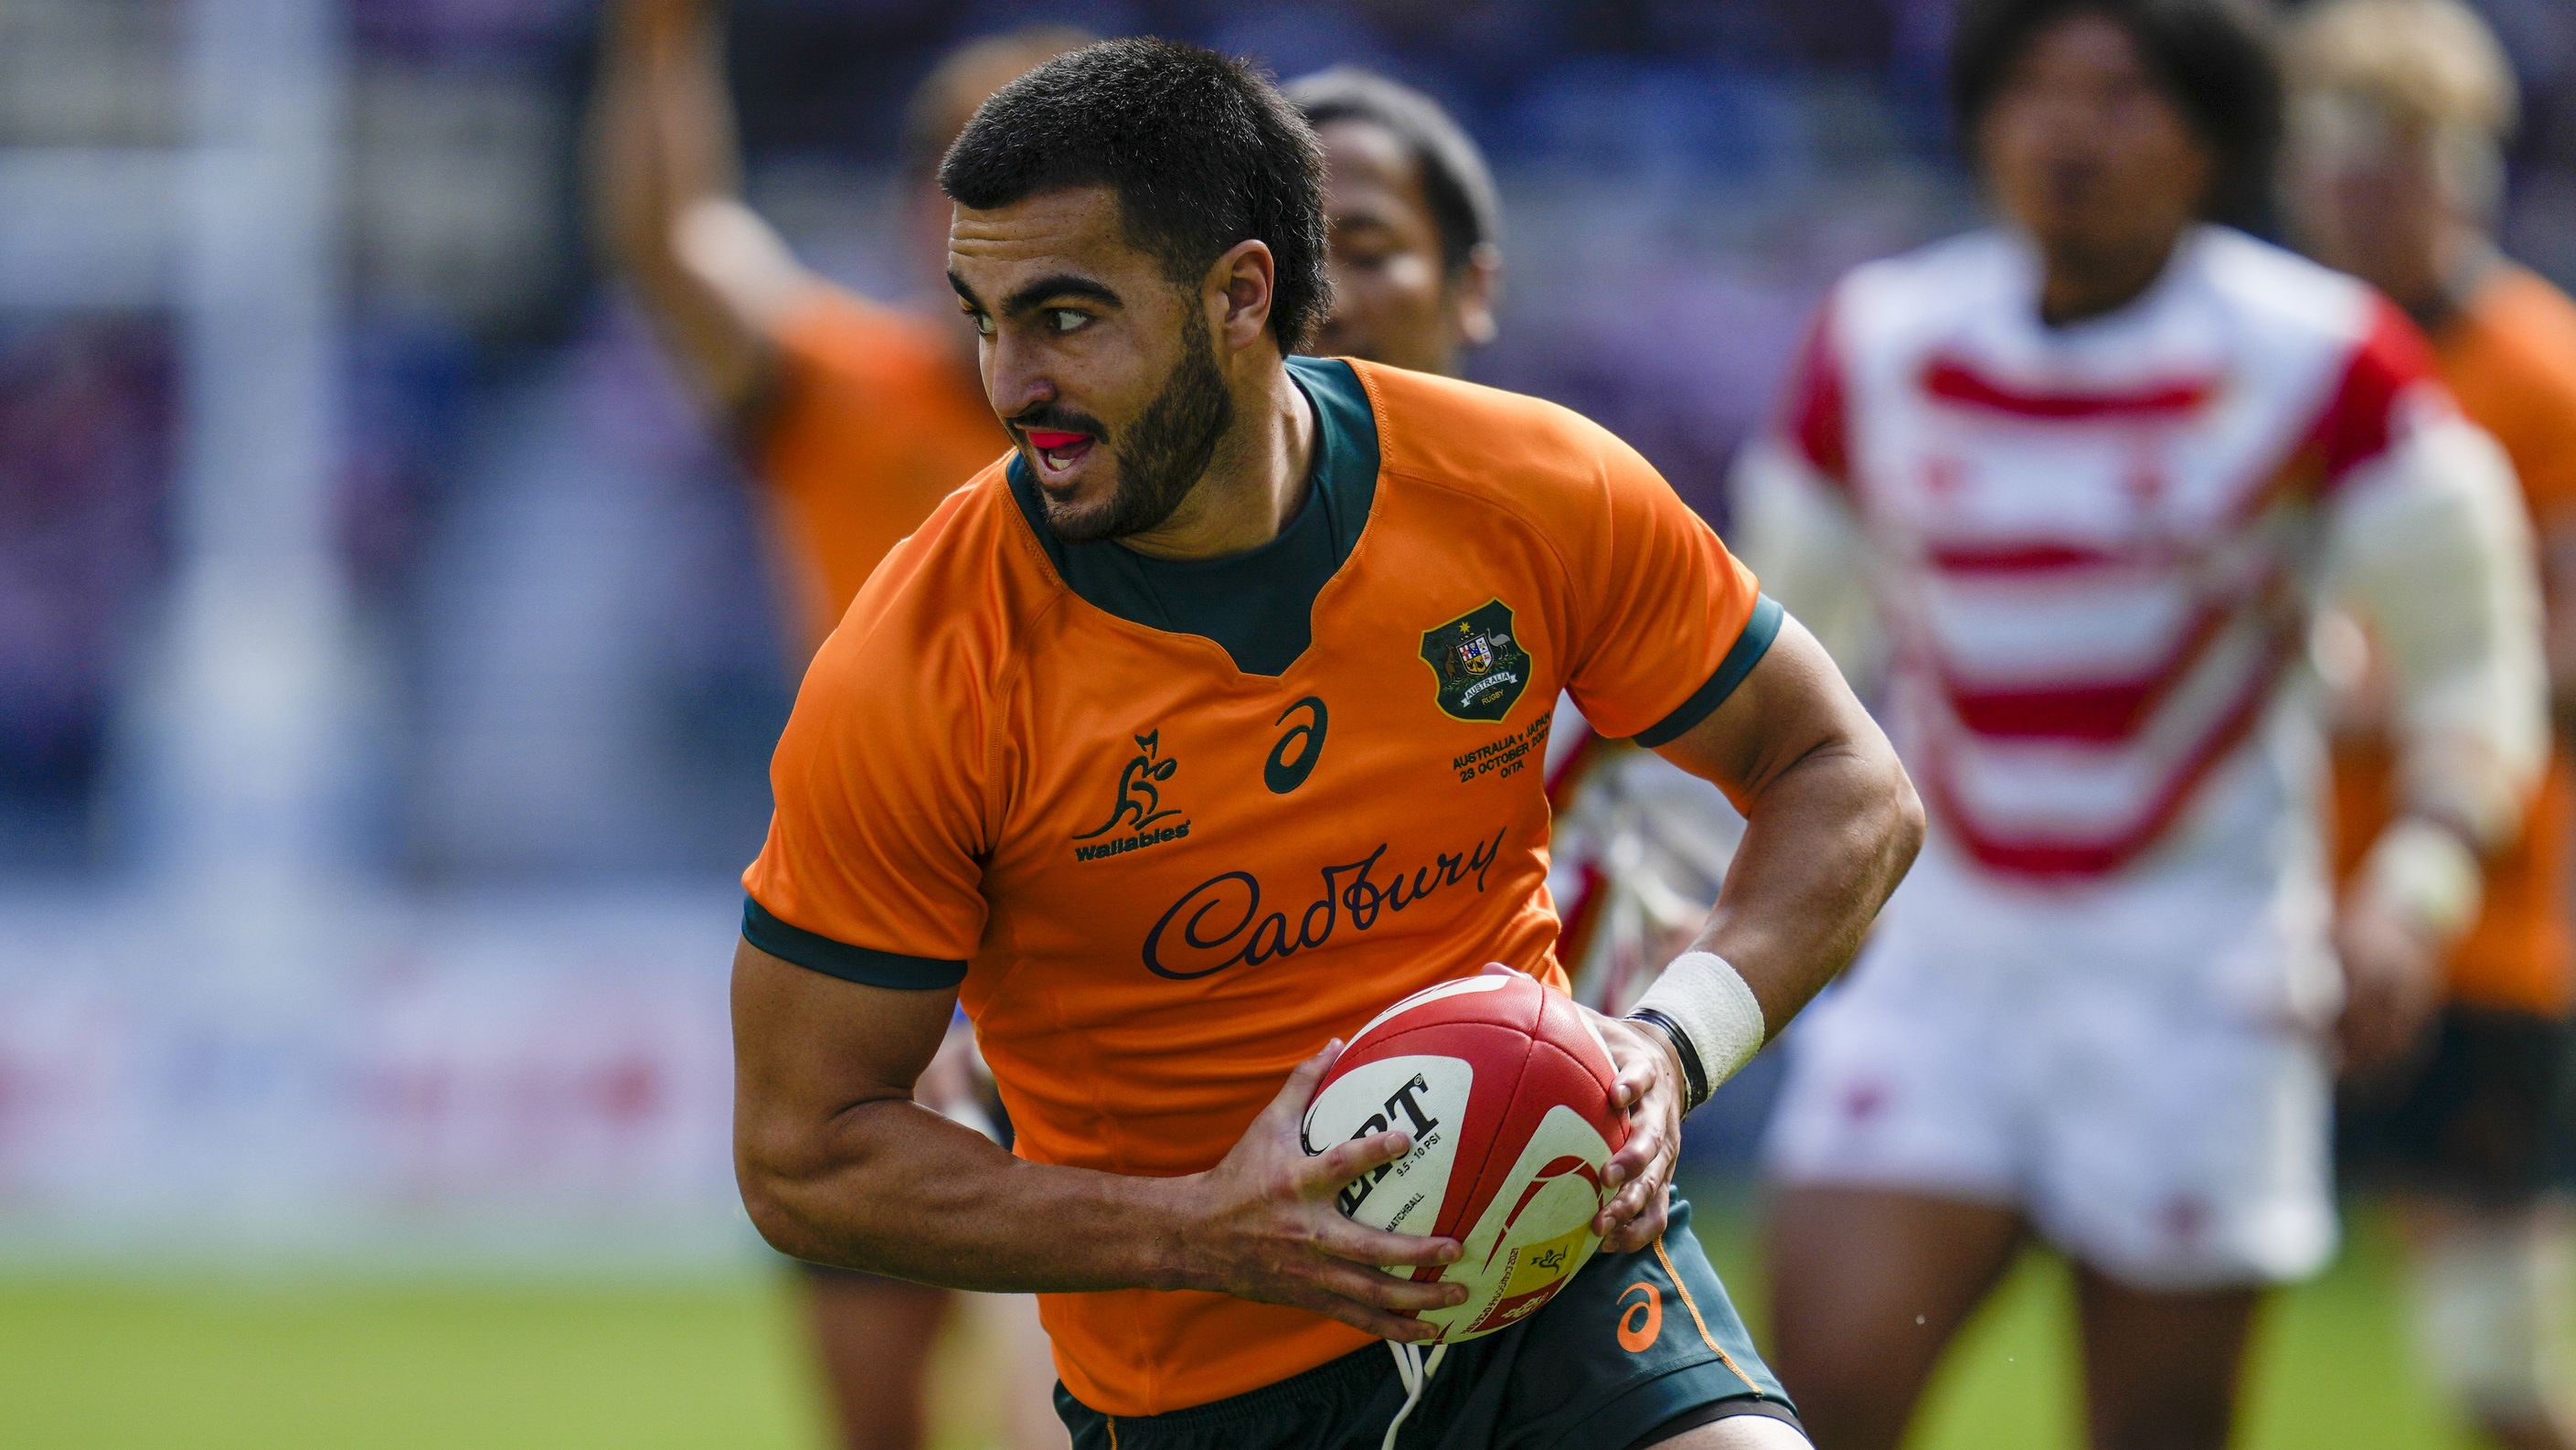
[2288,5,2576,1446]
[591,7,1084,1447]
[731,38,1921,1450]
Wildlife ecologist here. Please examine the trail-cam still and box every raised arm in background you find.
[590,0,814,421]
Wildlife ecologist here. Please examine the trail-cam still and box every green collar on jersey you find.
[1004,355,1379,677]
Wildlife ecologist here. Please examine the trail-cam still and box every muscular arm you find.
[590,0,813,419]
[731,941,1176,1290]
[731,939,1461,1337]
[1581,615,1919,1252]
[2321,416,2547,1071]
[2325,418,2547,921]
[1652,616,1923,1031]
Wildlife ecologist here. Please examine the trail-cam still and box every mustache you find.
[1006,404,1109,442]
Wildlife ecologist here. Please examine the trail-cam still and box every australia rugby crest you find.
[1419,600,1532,722]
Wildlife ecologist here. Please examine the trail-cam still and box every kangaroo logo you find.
[1074,732,1182,842]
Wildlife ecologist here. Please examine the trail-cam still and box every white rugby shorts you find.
[1762,840,2339,1290]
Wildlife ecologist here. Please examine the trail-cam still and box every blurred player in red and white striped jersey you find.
[2288,5,2576,1446]
[1735,2,2547,1446]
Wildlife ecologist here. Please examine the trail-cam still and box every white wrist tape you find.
[1632,951,1767,1094]
[2359,816,2484,944]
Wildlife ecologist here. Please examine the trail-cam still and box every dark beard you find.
[1047,310,1235,544]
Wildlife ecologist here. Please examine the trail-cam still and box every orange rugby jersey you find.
[742,357,1774,1415]
[2332,264,2576,1016]
[758,286,1006,645]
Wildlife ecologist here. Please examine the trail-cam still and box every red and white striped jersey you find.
[1740,227,2538,923]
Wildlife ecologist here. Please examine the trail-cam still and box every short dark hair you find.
[940,38,1331,352]
[1285,67,1502,276]
[1950,0,2283,226]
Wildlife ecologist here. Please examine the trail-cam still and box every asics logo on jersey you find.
[1072,732,1190,863]
[1616,1282,1664,1352]
[1141,826,1510,979]
[1265,697,1328,794]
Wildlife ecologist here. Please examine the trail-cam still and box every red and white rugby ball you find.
[1298,966,1627,1342]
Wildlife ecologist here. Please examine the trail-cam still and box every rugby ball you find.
[1298,966,1627,1342]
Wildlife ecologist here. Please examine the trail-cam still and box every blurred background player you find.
[1736,0,2549,1446]
[2285,5,2576,1446]
[590,5,1084,1446]
[1287,66,1502,380]
[1279,66,1736,1013]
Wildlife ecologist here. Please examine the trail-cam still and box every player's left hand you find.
[1586,1008,1683,1253]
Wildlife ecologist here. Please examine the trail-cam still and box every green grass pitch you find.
[0,1205,2485,1448]
[1695,1201,2465,1450]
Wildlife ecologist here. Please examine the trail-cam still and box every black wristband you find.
[1626,1007,1709,1113]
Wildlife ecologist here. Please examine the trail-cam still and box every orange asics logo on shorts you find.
[1617,1281,1663,1352]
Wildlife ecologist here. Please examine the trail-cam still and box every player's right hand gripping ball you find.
[1299,966,1630,1342]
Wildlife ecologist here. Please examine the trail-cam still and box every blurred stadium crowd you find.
[0,0,2569,866]
[4,0,2574,875]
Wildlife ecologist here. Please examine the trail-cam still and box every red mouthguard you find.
[1027,430,1090,450]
